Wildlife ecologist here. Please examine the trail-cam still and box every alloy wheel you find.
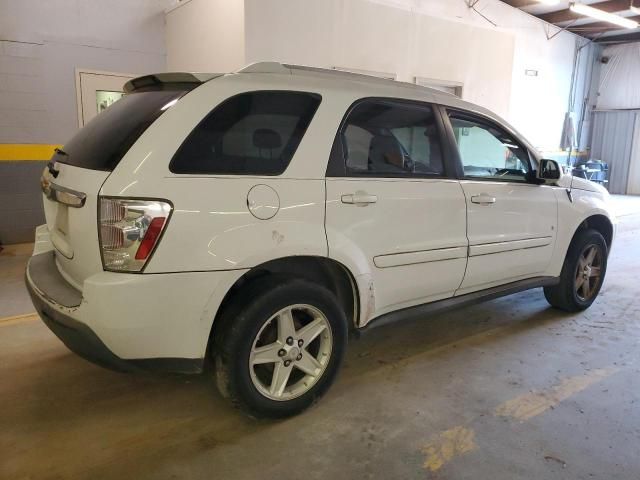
[575,244,603,301]
[249,304,333,401]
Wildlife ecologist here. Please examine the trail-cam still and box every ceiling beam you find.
[568,15,640,36]
[499,0,540,7]
[538,0,634,25]
[595,30,640,42]
[568,15,640,30]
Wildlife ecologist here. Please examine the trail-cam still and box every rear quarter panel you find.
[100,74,347,272]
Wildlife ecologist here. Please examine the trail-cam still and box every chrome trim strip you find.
[41,177,87,208]
[469,236,553,257]
[374,246,468,268]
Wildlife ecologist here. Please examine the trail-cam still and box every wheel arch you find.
[574,214,614,251]
[206,256,360,359]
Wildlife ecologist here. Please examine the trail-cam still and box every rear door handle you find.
[341,192,378,206]
[470,194,496,205]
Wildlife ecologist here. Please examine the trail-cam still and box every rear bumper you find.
[25,250,246,374]
[26,276,141,372]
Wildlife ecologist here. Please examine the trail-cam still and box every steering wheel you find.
[495,168,513,177]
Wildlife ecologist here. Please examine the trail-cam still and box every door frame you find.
[325,97,461,180]
[74,68,136,127]
[435,105,541,183]
[415,76,464,98]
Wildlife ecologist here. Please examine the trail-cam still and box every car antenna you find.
[566,147,575,203]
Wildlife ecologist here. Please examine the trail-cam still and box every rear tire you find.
[544,228,607,312]
[213,276,348,418]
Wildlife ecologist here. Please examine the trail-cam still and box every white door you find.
[325,99,468,320]
[76,70,134,126]
[446,111,558,294]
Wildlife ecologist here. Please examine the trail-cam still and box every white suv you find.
[27,63,615,418]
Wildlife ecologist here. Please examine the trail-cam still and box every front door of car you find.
[325,99,468,322]
[444,110,558,294]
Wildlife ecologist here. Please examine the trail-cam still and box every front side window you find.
[449,113,531,182]
[170,91,321,175]
[340,100,444,176]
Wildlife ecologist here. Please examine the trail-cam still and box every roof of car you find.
[125,62,539,158]
[238,62,459,98]
[232,63,538,157]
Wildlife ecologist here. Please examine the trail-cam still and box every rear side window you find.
[339,100,444,176]
[170,91,321,175]
[54,90,187,171]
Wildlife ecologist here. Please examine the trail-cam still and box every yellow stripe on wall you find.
[0,144,62,161]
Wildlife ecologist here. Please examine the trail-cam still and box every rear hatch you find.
[42,87,190,289]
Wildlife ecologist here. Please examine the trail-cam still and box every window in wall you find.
[170,91,321,175]
[449,113,530,182]
[341,100,444,176]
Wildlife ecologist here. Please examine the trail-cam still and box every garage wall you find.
[164,0,582,153]
[591,111,638,195]
[0,0,171,244]
[243,0,578,153]
[245,0,515,119]
[166,0,245,73]
[587,43,640,195]
[597,43,640,110]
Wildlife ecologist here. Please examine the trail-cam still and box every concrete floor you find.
[1,196,639,480]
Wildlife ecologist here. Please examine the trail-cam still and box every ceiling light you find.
[631,2,640,15]
[569,2,639,29]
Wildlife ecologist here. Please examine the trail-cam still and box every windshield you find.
[53,90,187,171]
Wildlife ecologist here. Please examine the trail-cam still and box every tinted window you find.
[449,113,531,182]
[170,91,321,175]
[341,100,444,176]
[54,90,187,171]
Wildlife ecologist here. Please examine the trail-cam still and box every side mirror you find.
[537,159,561,183]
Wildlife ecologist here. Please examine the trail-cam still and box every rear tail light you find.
[99,197,172,272]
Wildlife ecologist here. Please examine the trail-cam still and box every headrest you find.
[370,135,404,168]
[253,128,282,150]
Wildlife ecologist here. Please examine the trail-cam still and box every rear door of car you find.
[325,98,468,320]
[441,108,558,294]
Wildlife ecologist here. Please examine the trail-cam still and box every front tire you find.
[213,276,348,418]
[544,228,608,312]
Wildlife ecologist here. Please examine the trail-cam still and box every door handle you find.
[341,192,378,206]
[471,194,496,205]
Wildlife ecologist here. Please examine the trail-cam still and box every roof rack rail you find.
[235,62,462,97]
[237,61,397,82]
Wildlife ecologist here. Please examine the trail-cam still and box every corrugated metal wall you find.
[590,111,638,195]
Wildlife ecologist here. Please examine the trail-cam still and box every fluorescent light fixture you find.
[569,2,639,29]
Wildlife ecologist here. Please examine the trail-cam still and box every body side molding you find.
[361,276,559,331]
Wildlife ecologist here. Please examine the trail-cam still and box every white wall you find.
[367,0,579,153]
[0,0,170,144]
[166,0,245,73]
[245,0,515,120]
[165,0,581,152]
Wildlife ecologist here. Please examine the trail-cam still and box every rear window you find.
[170,91,321,175]
[53,90,187,171]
